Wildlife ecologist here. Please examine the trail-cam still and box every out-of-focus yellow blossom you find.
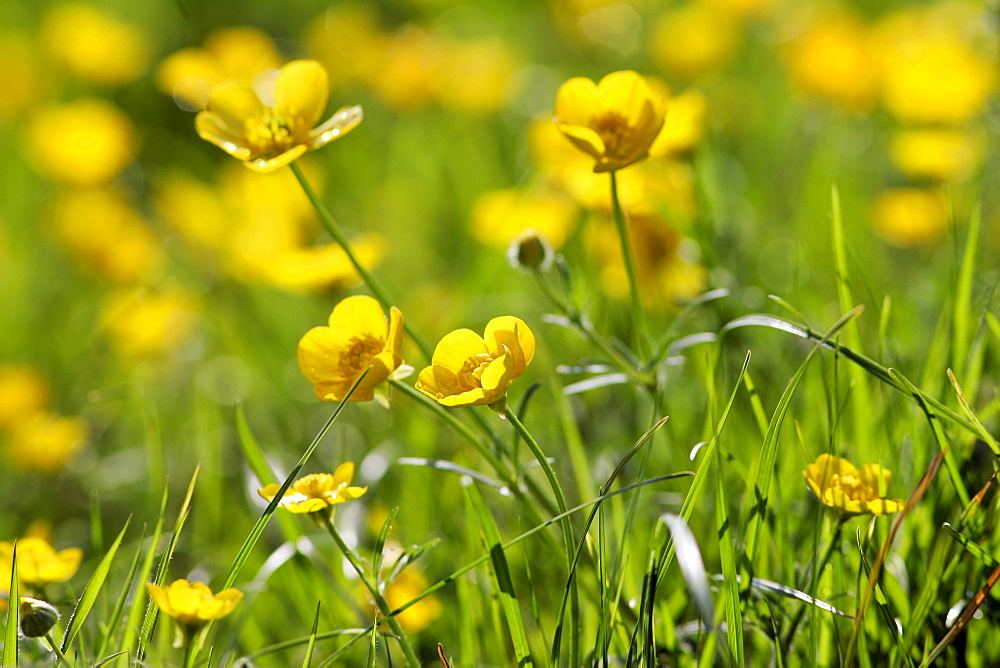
[554,70,666,173]
[650,6,738,79]
[258,464,368,519]
[26,99,137,187]
[701,0,777,20]
[0,34,45,118]
[361,563,442,633]
[784,10,879,112]
[0,537,82,589]
[366,26,444,109]
[261,241,386,293]
[803,453,904,516]
[298,295,404,403]
[552,0,646,50]
[157,26,284,111]
[890,128,983,182]
[49,189,164,284]
[587,212,706,307]
[875,5,996,125]
[146,579,242,645]
[196,59,362,172]
[101,289,199,358]
[416,317,535,409]
[4,412,86,473]
[649,89,708,158]
[471,188,577,250]
[41,3,147,85]
[305,5,387,89]
[872,188,948,248]
[437,39,518,114]
[0,366,50,430]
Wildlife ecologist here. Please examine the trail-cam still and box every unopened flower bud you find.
[19,597,60,638]
[507,229,553,272]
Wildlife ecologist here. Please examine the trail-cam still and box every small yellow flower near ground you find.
[872,187,948,248]
[415,316,535,410]
[890,128,982,183]
[195,59,362,172]
[649,6,739,80]
[366,25,444,110]
[0,365,50,430]
[101,289,199,358]
[803,453,904,516]
[41,2,148,85]
[4,412,86,473]
[471,188,577,250]
[554,70,666,173]
[26,99,137,187]
[0,537,83,589]
[361,562,442,633]
[257,464,368,521]
[298,295,405,403]
[437,38,518,114]
[146,579,243,646]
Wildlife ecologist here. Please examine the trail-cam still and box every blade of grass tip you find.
[942,523,999,567]
[877,295,891,363]
[952,203,981,378]
[95,523,147,661]
[3,543,18,667]
[947,368,1000,457]
[846,446,948,665]
[367,610,379,668]
[922,564,1000,667]
[464,479,534,667]
[220,369,369,591]
[372,507,400,579]
[61,517,132,653]
[302,601,321,668]
[741,369,770,440]
[138,466,201,662]
[117,486,169,666]
[890,369,971,507]
[662,514,715,631]
[856,535,913,668]
[738,308,860,579]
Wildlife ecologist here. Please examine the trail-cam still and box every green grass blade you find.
[464,480,534,667]
[302,602,321,668]
[117,486,168,665]
[946,368,1000,456]
[662,513,714,629]
[715,439,742,665]
[952,203,981,377]
[61,517,132,653]
[3,543,18,667]
[95,524,147,661]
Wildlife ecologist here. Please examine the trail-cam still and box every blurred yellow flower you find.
[361,563,442,633]
[0,537,82,589]
[41,3,148,85]
[872,188,948,248]
[195,59,362,172]
[257,464,368,517]
[803,453,904,516]
[146,579,243,643]
[649,89,708,158]
[4,412,86,473]
[437,39,518,114]
[298,295,404,403]
[101,289,199,358]
[471,188,577,250]
[0,365,50,430]
[305,5,386,89]
[0,33,45,118]
[554,70,666,173]
[26,99,137,187]
[261,241,386,293]
[416,316,535,409]
[366,26,444,109]
[784,10,879,112]
[650,6,738,79]
[157,26,284,110]
[890,128,983,182]
[49,189,164,284]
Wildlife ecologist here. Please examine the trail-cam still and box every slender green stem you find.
[289,161,432,361]
[44,633,71,666]
[323,517,421,667]
[609,170,649,361]
[781,514,848,649]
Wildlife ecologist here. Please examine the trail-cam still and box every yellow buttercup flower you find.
[195,59,362,172]
[554,70,665,173]
[360,560,442,633]
[437,38,518,114]
[0,537,82,589]
[650,6,739,80]
[471,188,577,250]
[298,296,404,404]
[41,2,148,85]
[146,579,243,646]
[257,464,368,520]
[872,187,948,248]
[4,412,86,473]
[890,128,982,183]
[101,289,199,358]
[0,365,50,430]
[415,317,535,409]
[803,454,904,516]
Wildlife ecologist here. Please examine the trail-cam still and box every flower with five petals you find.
[195,59,362,172]
[803,454,904,516]
[257,463,368,523]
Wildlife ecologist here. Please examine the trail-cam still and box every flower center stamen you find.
[455,353,494,392]
[340,335,385,375]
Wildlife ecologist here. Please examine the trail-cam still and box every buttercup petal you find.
[195,112,254,160]
[274,60,330,134]
[327,295,388,340]
[554,77,600,126]
[309,105,364,149]
[204,80,263,129]
[557,123,607,162]
[298,327,350,385]
[431,329,489,373]
[598,70,655,126]
[244,145,310,173]
[485,316,535,375]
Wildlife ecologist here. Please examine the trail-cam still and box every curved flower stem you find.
[289,161,432,361]
[323,516,421,667]
[44,633,70,666]
[609,170,650,361]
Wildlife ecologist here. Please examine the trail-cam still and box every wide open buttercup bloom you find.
[554,70,666,173]
[416,317,535,409]
[803,454,904,516]
[146,579,242,645]
[299,296,404,403]
[258,463,368,519]
[195,59,362,172]
[0,537,82,589]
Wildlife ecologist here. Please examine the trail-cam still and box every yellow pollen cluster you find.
[593,112,630,154]
[340,335,384,374]
[457,353,494,392]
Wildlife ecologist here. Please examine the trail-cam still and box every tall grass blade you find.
[302,601,321,668]
[952,203,981,378]
[922,564,1000,666]
[3,543,18,667]
[662,514,714,629]
[95,524,146,661]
